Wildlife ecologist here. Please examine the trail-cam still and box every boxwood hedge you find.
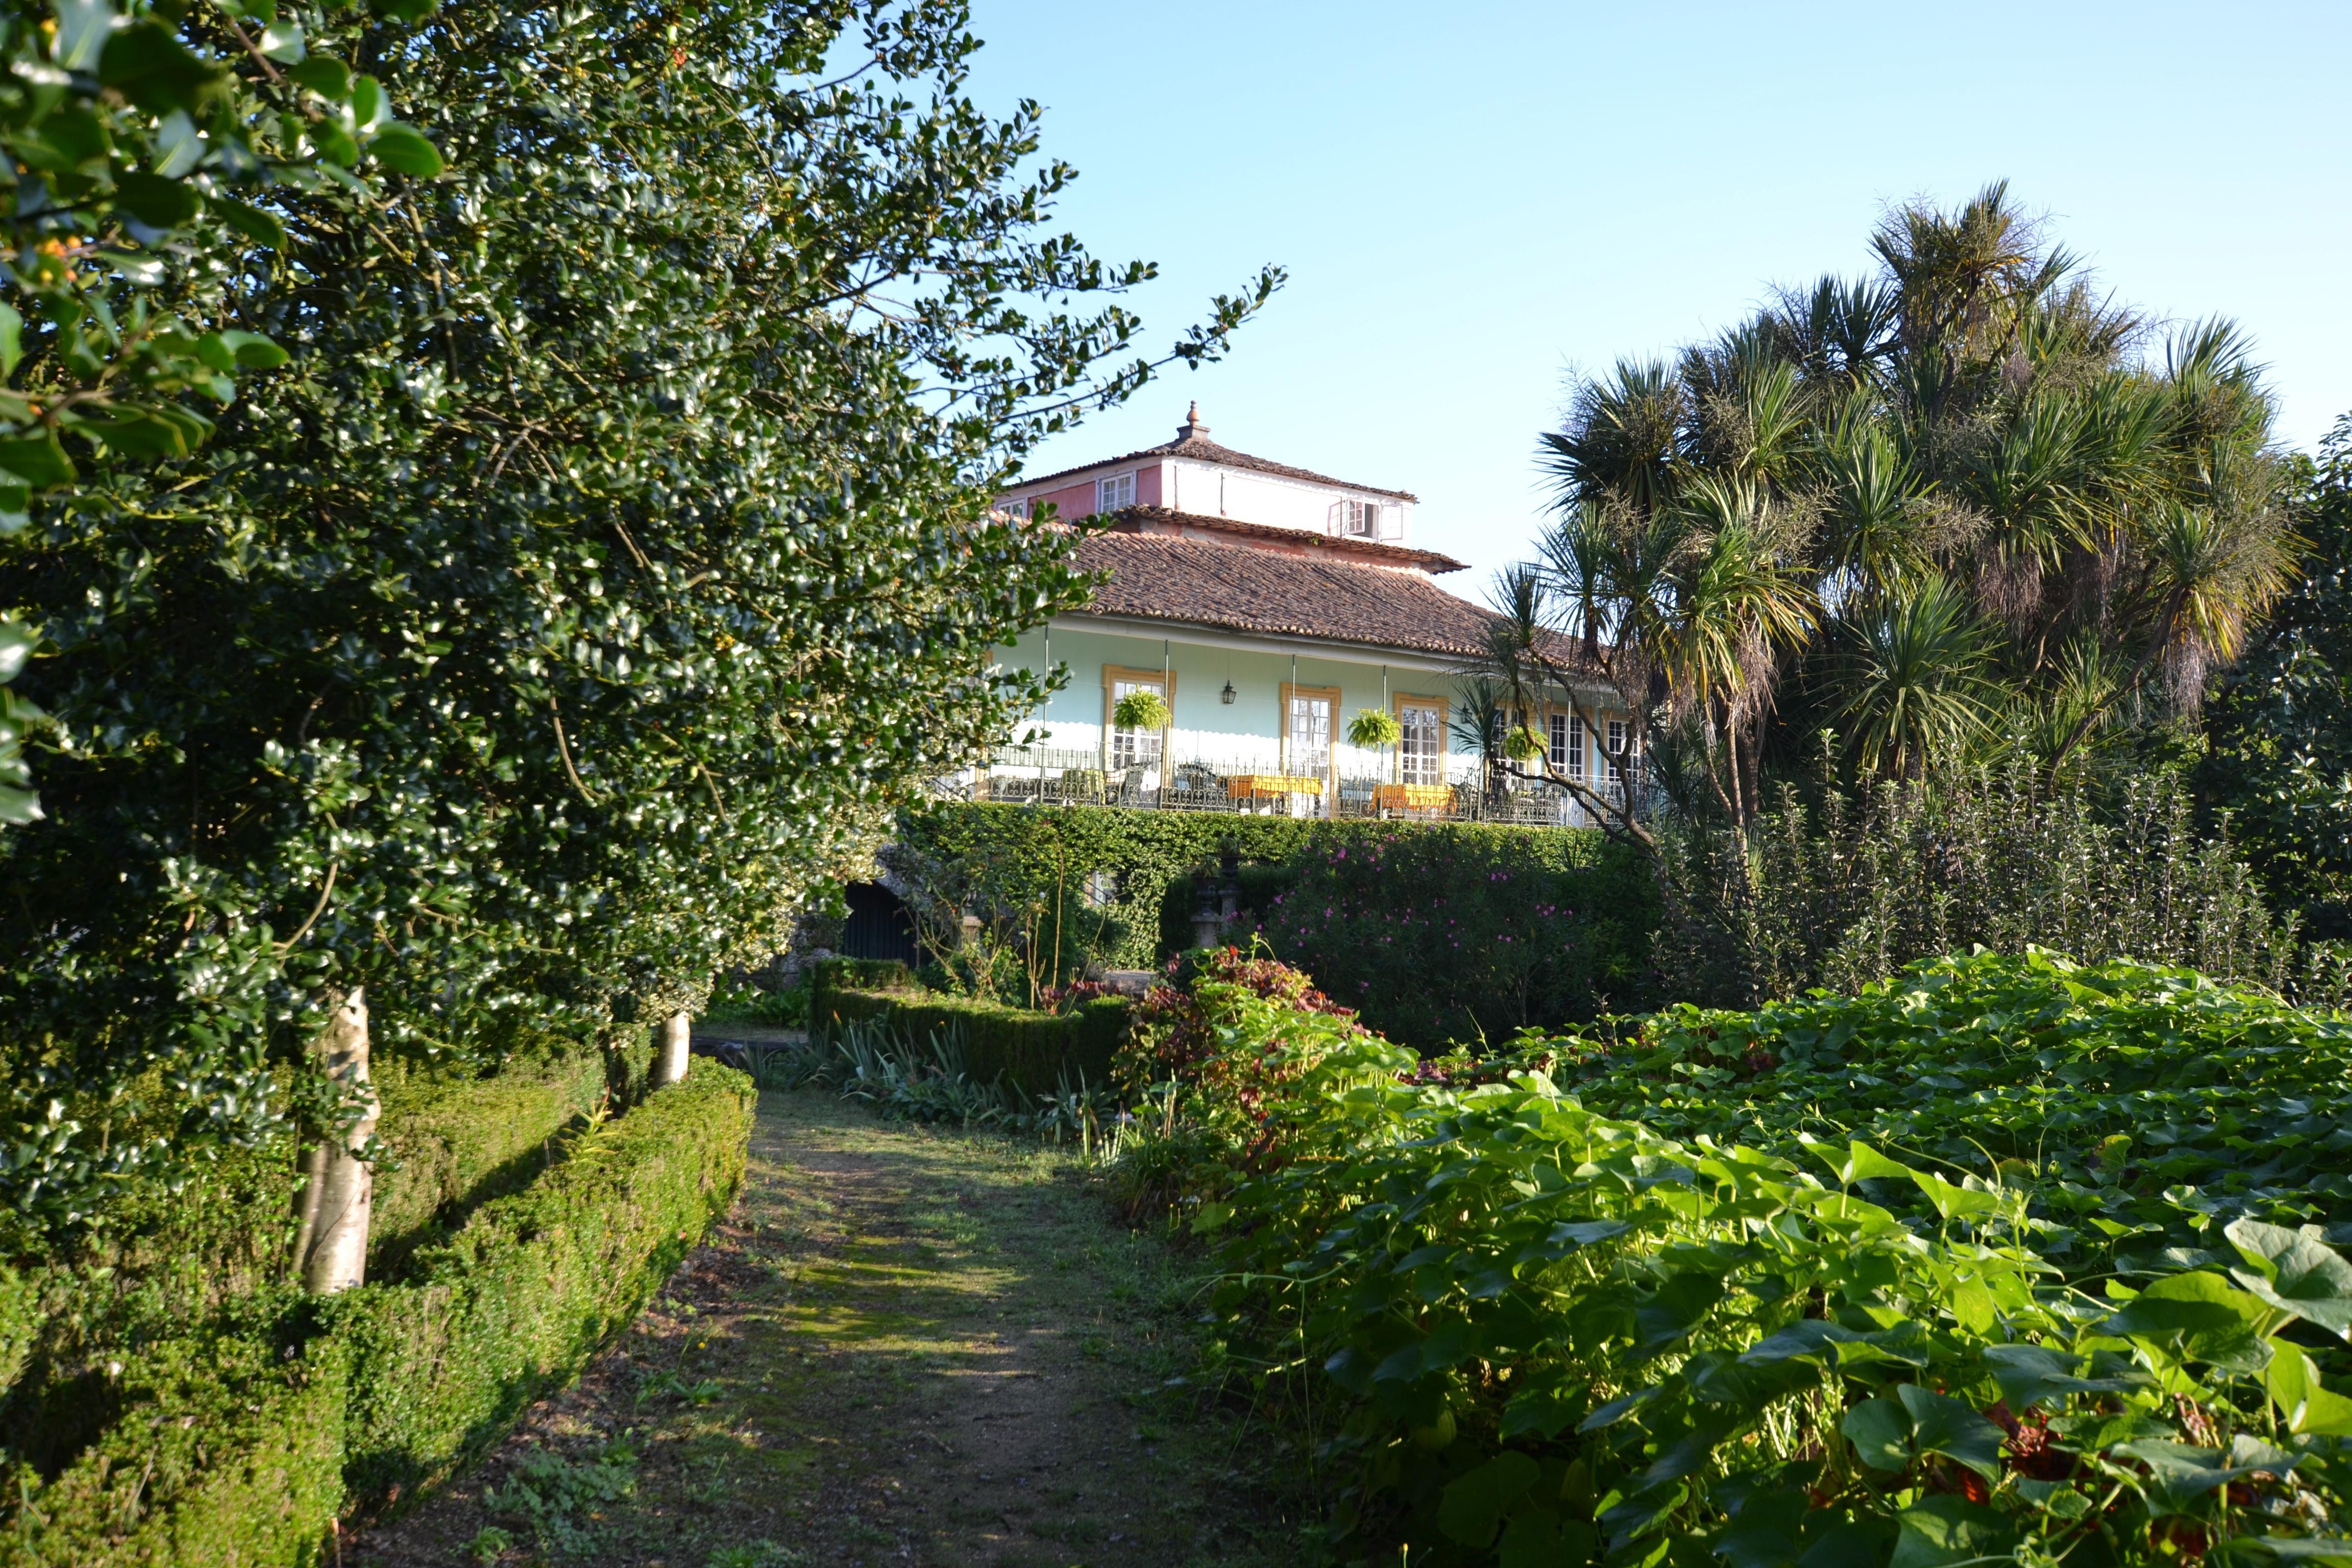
[0,1062,750,1567]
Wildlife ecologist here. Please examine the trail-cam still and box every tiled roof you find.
[1105,506,1467,574]
[1016,432,1418,502]
[1067,529,1506,659]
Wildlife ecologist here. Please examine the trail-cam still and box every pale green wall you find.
[995,623,1478,769]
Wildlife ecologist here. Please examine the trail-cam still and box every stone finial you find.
[1178,401,1208,440]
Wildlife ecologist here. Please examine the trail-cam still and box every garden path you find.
[350,1087,1307,1568]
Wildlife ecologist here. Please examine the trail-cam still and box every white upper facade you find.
[994,404,1417,547]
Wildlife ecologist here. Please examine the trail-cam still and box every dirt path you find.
[352,1088,1311,1568]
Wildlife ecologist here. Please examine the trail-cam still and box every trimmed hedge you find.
[0,1032,650,1470]
[0,1064,752,1567]
[895,803,1658,1044]
[811,962,1127,1092]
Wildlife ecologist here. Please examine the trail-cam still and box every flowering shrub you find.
[1115,946,1376,1129]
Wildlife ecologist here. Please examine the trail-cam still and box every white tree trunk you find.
[291,987,378,1294]
[649,1009,692,1088]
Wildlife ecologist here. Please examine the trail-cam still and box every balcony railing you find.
[923,744,1626,827]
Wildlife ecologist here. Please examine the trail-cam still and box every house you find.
[973,406,1631,823]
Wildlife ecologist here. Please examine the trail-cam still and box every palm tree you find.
[1500,179,2296,834]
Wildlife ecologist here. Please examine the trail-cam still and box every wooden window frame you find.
[1102,664,1175,771]
[1392,692,1448,786]
[1281,681,1342,783]
[1547,703,1587,778]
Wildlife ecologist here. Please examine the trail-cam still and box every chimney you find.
[1177,401,1208,442]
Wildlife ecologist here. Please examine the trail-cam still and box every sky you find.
[961,1,2352,590]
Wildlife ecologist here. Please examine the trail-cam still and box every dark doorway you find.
[841,883,920,966]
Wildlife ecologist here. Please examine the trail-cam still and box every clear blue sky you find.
[963,1,2352,589]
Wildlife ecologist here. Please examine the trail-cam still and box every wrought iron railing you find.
[924,744,1620,827]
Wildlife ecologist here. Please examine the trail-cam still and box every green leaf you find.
[288,55,351,99]
[98,21,217,113]
[1632,1271,1722,1357]
[1437,1451,1538,1549]
[0,304,21,379]
[1912,1169,1999,1222]
[0,432,78,487]
[2101,1271,2274,1371]
[1983,1342,2148,1408]
[350,74,386,130]
[365,122,444,178]
[0,621,39,683]
[52,0,116,73]
[2111,1438,2291,1513]
[2225,1218,2352,1339]
[0,785,42,825]
[114,170,201,229]
[1841,1396,1909,1472]
[1890,1497,2013,1568]
[2263,1339,2352,1436]
[1896,1384,2005,1481]
[257,19,305,62]
[210,198,286,250]
[217,330,289,370]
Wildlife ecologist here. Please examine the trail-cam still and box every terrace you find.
[926,742,1624,827]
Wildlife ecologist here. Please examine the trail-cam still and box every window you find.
[1398,699,1444,786]
[1108,672,1167,769]
[1281,683,1338,780]
[1096,471,1135,512]
[1606,718,1631,783]
[998,496,1029,520]
[1328,499,1383,537]
[1550,711,1584,776]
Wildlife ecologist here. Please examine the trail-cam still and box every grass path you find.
[352,1087,1310,1568]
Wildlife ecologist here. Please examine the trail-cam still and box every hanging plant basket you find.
[1113,691,1171,730]
[1346,707,1402,748]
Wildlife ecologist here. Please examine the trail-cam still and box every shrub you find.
[1656,761,2330,1007]
[0,1066,750,1567]
[894,803,1655,1042]
[1251,824,1657,1046]
[1151,949,2352,1566]
[812,965,1127,1094]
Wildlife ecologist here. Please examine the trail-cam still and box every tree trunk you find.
[649,1008,692,1088]
[290,987,378,1294]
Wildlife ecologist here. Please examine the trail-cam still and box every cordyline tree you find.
[0,0,1276,1279]
[1474,182,2295,856]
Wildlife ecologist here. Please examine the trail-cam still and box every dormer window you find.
[999,497,1030,520]
[1329,499,1391,538]
[1096,471,1136,512]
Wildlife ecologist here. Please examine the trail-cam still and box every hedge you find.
[0,1063,752,1567]
[0,1031,651,1470]
[810,959,1128,1092]
[894,803,1658,1044]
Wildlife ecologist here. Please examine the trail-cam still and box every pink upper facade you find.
[996,405,1417,547]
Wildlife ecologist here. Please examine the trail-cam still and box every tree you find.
[2205,413,2352,938]
[0,0,439,826]
[0,0,1277,1242]
[1478,181,2295,850]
